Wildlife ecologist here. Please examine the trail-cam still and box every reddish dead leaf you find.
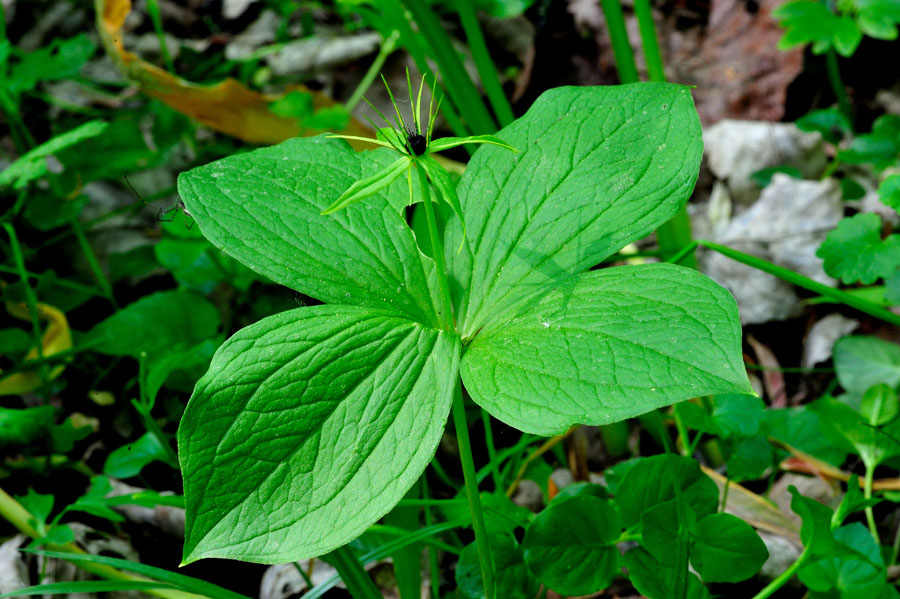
[94,0,371,145]
[702,465,801,544]
[665,0,804,124]
[776,439,900,491]
[747,335,787,407]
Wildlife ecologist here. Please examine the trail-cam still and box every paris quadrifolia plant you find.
[175,73,752,593]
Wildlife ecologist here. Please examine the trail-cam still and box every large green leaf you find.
[446,83,703,338]
[178,305,459,563]
[461,264,749,434]
[177,137,440,326]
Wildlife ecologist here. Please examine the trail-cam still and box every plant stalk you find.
[825,48,852,121]
[416,162,455,329]
[326,545,383,599]
[451,382,496,599]
[345,30,400,113]
[415,162,495,598]
[864,463,881,544]
[455,0,515,127]
[633,0,665,83]
[751,543,811,599]
[598,0,639,84]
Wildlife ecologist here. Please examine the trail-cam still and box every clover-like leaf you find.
[773,1,863,56]
[879,174,900,211]
[817,213,900,284]
[691,513,768,583]
[522,495,621,595]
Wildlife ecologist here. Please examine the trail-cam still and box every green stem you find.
[633,0,665,82]
[416,162,455,329]
[657,208,697,269]
[599,0,639,84]
[292,562,314,588]
[399,0,498,134]
[696,240,900,327]
[326,545,382,599]
[452,382,496,599]
[345,30,400,113]
[825,48,851,121]
[146,0,175,72]
[720,478,731,512]
[672,476,689,599]
[380,0,472,141]
[482,409,502,491]
[751,543,811,599]
[890,516,900,566]
[673,408,691,457]
[416,159,495,597]
[421,479,442,599]
[455,0,515,127]
[863,463,881,544]
[71,220,117,308]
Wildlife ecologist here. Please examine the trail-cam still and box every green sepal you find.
[428,134,517,154]
[321,155,411,214]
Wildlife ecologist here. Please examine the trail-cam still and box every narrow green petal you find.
[427,134,518,153]
[325,134,395,149]
[321,155,411,214]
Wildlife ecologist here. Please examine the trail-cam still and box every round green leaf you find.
[522,495,621,595]
[691,513,769,583]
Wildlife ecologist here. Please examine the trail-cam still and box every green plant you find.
[175,79,751,597]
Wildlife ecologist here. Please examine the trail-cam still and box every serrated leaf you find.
[178,305,459,563]
[834,335,900,394]
[773,1,861,56]
[461,264,750,434]
[879,174,900,211]
[817,213,900,284]
[691,513,768,583]
[446,83,703,338]
[177,136,440,326]
[521,495,621,595]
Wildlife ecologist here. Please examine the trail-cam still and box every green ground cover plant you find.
[175,78,751,594]
[5,1,900,598]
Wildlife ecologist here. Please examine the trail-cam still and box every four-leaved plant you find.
[176,81,751,566]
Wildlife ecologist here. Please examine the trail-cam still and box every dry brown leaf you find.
[95,0,371,146]
[747,335,787,407]
[702,466,801,544]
